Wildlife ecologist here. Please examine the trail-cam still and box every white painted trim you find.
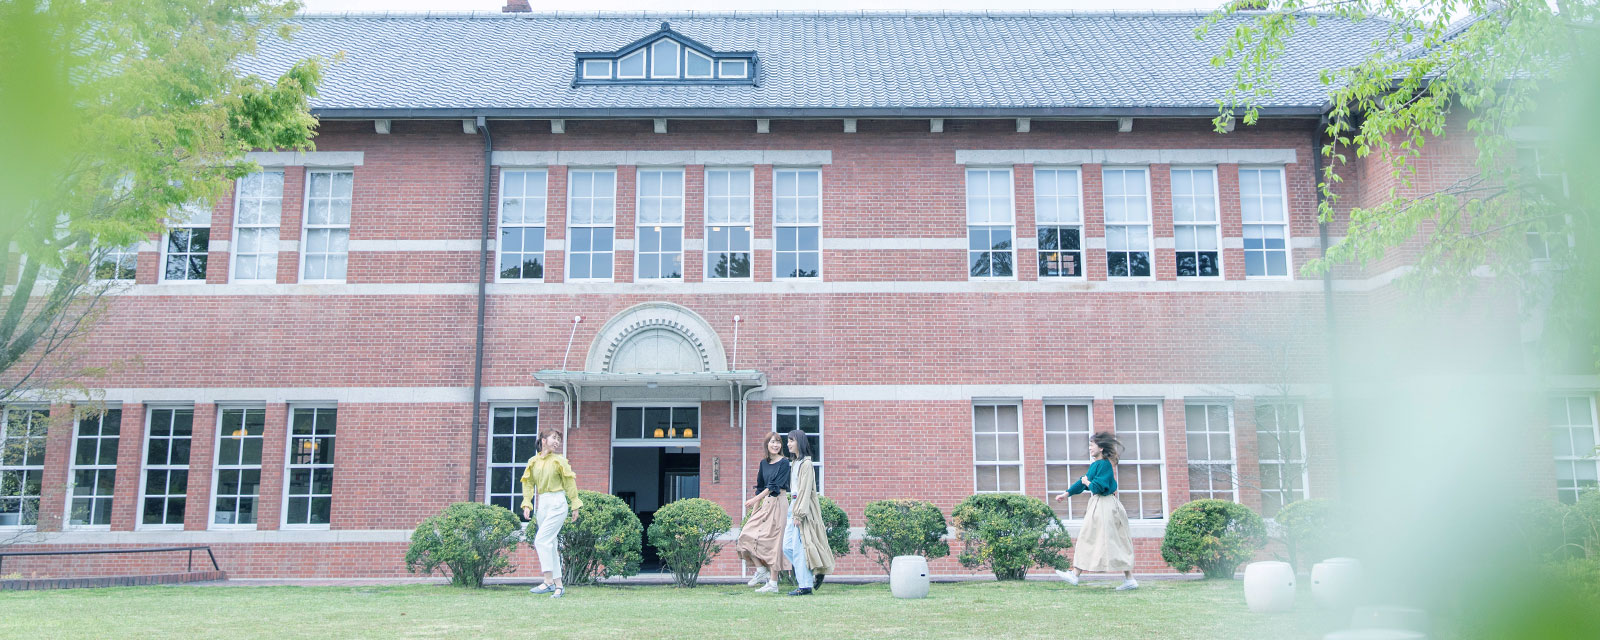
[822,238,964,251]
[244,151,364,168]
[954,149,1298,166]
[33,528,414,544]
[492,150,832,167]
[348,239,481,252]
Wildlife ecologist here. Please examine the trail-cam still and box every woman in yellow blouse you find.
[521,429,581,598]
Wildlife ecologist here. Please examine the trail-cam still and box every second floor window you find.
[162,227,209,282]
[1035,168,1082,278]
[637,169,685,279]
[706,168,753,279]
[302,170,352,282]
[1103,168,1151,278]
[967,168,1014,278]
[1172,168,1220,277]
[232,171,283,282]
[774,169,821,279]
[567,169,616,280]
[95,245,138,281]
[499,169,548,280]
[1241,167,1290,277]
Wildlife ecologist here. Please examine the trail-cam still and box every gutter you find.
[308,106,1331,120]
[467,116,493,502]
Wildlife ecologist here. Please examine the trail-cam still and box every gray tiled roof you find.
[245,11,1392,117]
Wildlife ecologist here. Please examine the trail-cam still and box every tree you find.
[1205,0,1600,362]
[0,0,325,408]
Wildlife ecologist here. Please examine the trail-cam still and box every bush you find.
[648,498,732,587]
[951,494,1071,580]
[818,495,852,558]
[1273,498,1348,572]
[859,499,951,574]
[527,490,642,585]
[405,502,524,588]
[1161,499,1268,579]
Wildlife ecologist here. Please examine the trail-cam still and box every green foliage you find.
[1161,500,1268,579]
[527,490,641,585]
[1517,492,1600,563]
[0,0,324,404]
[951,494,1071,580]
[405,503,524,588]
[818,495,852,558]
[859,499,951,573]
[647,498,732,587]
[1272,498,1348,572]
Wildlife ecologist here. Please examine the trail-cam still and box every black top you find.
[755,457,791,494]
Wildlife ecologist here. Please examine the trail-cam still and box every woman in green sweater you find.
[1054,431,1138,590]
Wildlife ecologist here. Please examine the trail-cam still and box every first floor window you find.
[1185,403,1236,502]
[1044,402,1093,518]
[968,226,1014,277]
[973,403,1021,493]
[1551,396,1599,504]
[487,406,539,516]
[163,227,209,281]
[1256,403,1307,517]
[1115,403,1165,519]
[775,404,823,492]
[286,407,336,526]
[499,169,548,280]
[212,408,264,526]
[69,409,121,527]
[142,407,193,527]
[1241,167,1290,277]
[95,246,138,281]
[1,407,48,527]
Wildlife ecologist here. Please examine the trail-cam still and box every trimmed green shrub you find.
[859,499,951,573]
[1161,499,1268,579]
[951,494,1071,580]
[819,495,852,558]
[405,502,524,588]
[1273,498,1348,572]
[527,490,642,585]
[648,498,732,587]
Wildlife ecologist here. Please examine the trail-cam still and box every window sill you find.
[280,524,332,531]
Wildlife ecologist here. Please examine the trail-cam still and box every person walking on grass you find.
[522,429,581,599]
[782,428,833,595]
[739,431,791,593]
[1054,431,1138,591]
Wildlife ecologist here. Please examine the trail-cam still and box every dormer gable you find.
[574,22,757,85]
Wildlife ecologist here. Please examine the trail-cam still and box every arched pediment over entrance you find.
[584,302,730,374]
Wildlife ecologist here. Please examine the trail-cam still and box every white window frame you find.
[1240,166,1293,279]
[566,168,617,282]
[136,405,194,531]
[773,167,823,280]
[65,407,121,530]
[704,167,754,280]
[0,405,49,529]
[282,404,337,530]
[617,50,646,79]
[1552,395,1600,504]
[1102,166,1154,279]
[684,49,714,79]
[611,403,702,447]
[1171,166,1223,279]
[496,168,549,283]
[230,170,283,283]
[972,402,1024,494]
[299,169,353,283]
[635,168,686,281]
[1043,400,1093,520]
[966,167,1017,280]
[94,245,139,282]
[581,59,612,79]
[208,405,265,530]
[1520,148,1570,262]
[1114,401,1168,520]
[159,224,210,284]
[773,402,824,494]
[1255,402,1310,517]
[649,39,680,78]
[485,404,539,516]
[718,59,748,79]
[1034,167,1085,279]
[1183,401,1238,503]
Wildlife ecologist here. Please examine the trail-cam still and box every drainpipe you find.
[467,116,494,503]
[738,378,766,579]
[1312,115,1351,499]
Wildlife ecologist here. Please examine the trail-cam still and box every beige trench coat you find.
[790,456,835,575]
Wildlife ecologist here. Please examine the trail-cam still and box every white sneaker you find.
[747,568,769,587]
[1116,579,1139,591]
[755,581,780,593]
[1054,570,1080,586]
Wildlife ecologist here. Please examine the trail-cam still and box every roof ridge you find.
[291,9,1269,20]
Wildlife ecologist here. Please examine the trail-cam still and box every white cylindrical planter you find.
[890,555,930,599]
[1312,558,1363,610]
[1243,561,1297,613]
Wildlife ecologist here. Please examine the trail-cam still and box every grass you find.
[0,578,1361,639]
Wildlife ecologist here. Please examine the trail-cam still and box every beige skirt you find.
[736,494,789,570]
[1074,493,1136,572]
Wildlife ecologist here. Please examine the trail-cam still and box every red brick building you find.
[3,10,1594,580]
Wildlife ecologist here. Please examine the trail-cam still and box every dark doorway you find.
[612,446,700,571]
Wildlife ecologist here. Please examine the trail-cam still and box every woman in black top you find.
[737,431,791,593]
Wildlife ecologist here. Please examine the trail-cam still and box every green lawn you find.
[1,579,1353,639]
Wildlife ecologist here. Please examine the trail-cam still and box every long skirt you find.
[1074,493,1135,572]
[736,494,788,571]
[534,490,569,576]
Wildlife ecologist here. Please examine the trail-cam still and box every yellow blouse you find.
[520,452,582,512]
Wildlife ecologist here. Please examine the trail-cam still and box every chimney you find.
[502,0,531,11]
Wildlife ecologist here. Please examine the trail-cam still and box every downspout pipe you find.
[1312,115,1351,499]
[738,378,766,579]
[467,116,493,502]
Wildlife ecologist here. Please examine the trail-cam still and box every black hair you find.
[785,429,812,461]
[1090,431,1122,463]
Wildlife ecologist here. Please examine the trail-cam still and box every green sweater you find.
[1067,459,1117,496]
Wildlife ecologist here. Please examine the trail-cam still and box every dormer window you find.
[575,22,757,85]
